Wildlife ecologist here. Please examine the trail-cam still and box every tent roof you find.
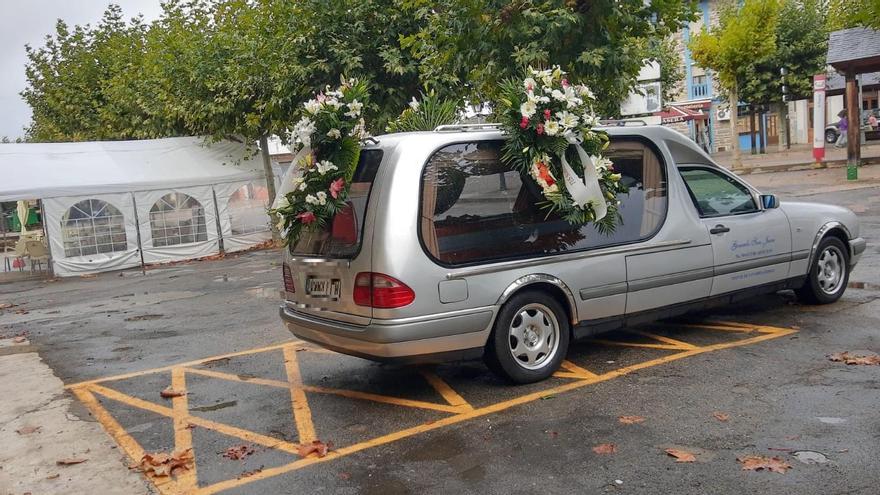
[0,136,265,202]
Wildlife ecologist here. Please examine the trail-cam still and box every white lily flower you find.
[276,195,290,209]
[298,181,307,191]
[316,191,328,205]
[577,84,595,100]
[345,99,363,118]
[303,99,321,115]
[557,111,579,129]
[315,160,338,174]
[409,97,421,111]
[292,117,316,147]
[545,120,560,136]
[305,194,319,205]
[551,89,567,102]
[520,100,537,118]
[327,128,342,139]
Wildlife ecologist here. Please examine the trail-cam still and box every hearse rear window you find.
[419,140,667,265]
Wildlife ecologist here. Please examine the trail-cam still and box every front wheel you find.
[485,290,570,384]
[796,237,850,304]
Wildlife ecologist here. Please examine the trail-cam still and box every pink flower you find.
[561,79,569,88]
[297,211,316,224]
[536,123,544,135]
[316,93,326,103]
[329,177,345,199]
[520,116,529,129]
[543,109,551,120]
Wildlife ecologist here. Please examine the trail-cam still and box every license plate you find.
[306,278,341,299]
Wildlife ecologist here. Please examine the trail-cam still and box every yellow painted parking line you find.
[171,368,197,491]
[64,341,296,389]
[85,383,302,455]
[420,370,474,411]
[186,366,470,414]
[625,330,700,350]
[586,338,684,351]
[283,346,316,444]
[558,360,599,378]
[194,325,797,495]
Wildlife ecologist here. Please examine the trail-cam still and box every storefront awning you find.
[655,104,709,124]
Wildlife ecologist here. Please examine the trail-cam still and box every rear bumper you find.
[279,305,494,363]
[850,237,866,267]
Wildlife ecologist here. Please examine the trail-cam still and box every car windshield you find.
[289,149,383,258]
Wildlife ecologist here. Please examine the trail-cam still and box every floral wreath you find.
[497,66,627,232]
[270,79,370,245]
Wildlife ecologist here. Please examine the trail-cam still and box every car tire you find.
[825,129,838,144]
[796,236,850,305]
[484,290,570,384]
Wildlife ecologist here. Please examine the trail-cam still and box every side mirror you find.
[760,194,779,210]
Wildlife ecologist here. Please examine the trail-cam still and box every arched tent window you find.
[228,182,270,235]
[61,199,128,257]
[149,193,208,247]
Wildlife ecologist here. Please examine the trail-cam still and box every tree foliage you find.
[689,0,781,93]
[739,0,828,105]
[398,0,698,117]
[828,0,880,30]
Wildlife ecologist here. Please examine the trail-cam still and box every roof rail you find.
[597,119,650,127]
[434,123,503,132]
[360,136,380,146]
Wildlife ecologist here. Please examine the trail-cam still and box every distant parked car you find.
[279,124,865,383]
[825,109,880,143]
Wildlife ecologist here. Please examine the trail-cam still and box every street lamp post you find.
[780,67,791,150]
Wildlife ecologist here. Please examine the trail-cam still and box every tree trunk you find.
[729,83,741,168]
[749,105,757,155]
[259,134,280,240]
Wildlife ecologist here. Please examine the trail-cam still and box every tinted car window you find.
[679,167,757,217]
[420,139,667,265]
[290,150,383,258]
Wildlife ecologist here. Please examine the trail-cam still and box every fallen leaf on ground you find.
[12,336,27,343]
[338,472,351,480]
[14,309,29,314]
[0,303,16,309]
[297,440,332,458]
[46,473,60,480]
[160,387,186,399]
[665,448,697,463]
[618,415,646,425]
[592,443,617,455]
[737,455,792,473]
[222,445,255,461]
[56,458,87,466]
[713,411,730,422]
[238,466,263,479]
[80,274,97,279]
[139,449,194,477]
[828,352,880,366]
[16,425,41,435]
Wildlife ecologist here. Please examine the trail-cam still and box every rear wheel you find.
[796,237,850,304]
[825,129,838,143]
[485,290,570,384]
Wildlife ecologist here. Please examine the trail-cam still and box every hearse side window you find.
[420,139,667,265]
[679,167,758,218]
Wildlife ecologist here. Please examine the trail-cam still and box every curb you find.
[727,157,880,175]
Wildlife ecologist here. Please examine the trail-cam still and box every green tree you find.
[646,37,685,106]
[21,5,162,142]
[398,0,698,117]
[828,0,880,30]
[689,0,781,165]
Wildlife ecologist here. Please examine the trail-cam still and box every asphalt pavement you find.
[1,165,879,495]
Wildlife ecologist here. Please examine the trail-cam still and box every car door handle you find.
[709,224,730,234]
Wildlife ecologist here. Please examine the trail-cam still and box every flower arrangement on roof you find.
[270,78,370,245]
[496,66,627,232]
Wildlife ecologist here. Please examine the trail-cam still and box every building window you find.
[228,182,270,235]
[61,199,128,257]
[692,75,709,98]
[149,193,208,247]
[419,140,667,265]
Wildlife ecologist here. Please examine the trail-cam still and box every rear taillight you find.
[282,263,295,293]
[353,272,415,309]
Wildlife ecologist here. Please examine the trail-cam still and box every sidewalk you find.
[712,141,880,174]
[0,336,151,495]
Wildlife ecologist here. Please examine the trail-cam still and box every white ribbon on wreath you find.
[271,144,311,210]
[558,134,607,221]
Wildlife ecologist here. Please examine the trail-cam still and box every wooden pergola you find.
[827,27,880,170]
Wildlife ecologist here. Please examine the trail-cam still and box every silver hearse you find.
[280,124,866,383]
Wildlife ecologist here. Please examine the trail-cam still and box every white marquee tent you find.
[0,136,277,277]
